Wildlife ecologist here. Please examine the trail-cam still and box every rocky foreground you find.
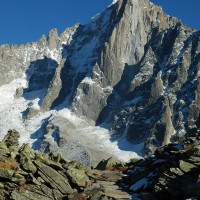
[0,0,200,157]
[0,130,200,199]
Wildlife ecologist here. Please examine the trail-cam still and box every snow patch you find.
[81,77,95,85]
[117,138,144,157]
[56,108,85,128]
[70,126,141,162]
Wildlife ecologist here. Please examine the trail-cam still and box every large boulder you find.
[0,168,14,180]
[34,160,74,194]
[2,129,20,147]
[66,168,91,188]
[179,160,197,173]
[0,142,10,156]
[96,157,126,171]
[20,152,37,174]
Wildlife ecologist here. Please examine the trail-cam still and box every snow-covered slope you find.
[0,0,200,164]
[0,77,140,165]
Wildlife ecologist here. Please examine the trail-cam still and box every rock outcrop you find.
[1,129,200,199]
[123,132,200,199]
[0,130,131,200]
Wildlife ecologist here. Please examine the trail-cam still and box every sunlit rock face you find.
[0,0,199,159]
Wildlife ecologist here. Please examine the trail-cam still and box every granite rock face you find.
[0,0,200,155]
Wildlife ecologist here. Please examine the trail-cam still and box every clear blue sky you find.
[0,0,199,45]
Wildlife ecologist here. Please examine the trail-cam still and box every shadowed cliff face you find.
[0,0,199,156]
[68,0,200,154]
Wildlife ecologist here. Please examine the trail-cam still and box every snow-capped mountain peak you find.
[0,0,199,164]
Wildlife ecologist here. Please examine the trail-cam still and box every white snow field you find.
[0,77,142,165]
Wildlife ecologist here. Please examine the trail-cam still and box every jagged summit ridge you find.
[0,0,199,162]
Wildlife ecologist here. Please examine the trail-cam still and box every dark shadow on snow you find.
[31,116,51,151]
[23,56,58,107]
